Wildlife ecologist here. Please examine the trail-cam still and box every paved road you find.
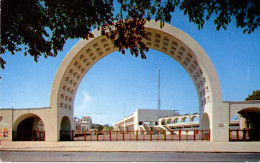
[1,151,260,162]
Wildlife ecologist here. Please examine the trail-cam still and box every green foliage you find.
[245,90,260,101]
[1,0,259,70]
[102,124,113,131]
[1,0,113,69]
[91,123,113,131]
[91,124,104,131]
[179,0,260,33]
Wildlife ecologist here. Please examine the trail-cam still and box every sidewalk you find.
[1,141,260,153]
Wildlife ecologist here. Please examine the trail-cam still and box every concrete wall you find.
[224,101,260,120]
[0,107,57,141]
[136,109,175,122]
[0,109,13,141]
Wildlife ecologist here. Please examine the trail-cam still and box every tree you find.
[1,0,114,70]
[1,0,259,70]
[91,124,103,131]
[245,90,260,101]
[102,124,113,131]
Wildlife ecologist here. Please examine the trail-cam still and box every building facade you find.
[114,110,241,135]
[75,116,92,130]
[113,109,178,132]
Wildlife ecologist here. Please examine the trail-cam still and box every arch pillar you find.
[210,102,229,141]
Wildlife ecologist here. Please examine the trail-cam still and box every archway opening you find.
[74,50,198,127]
[14,114,45,141]
[161,119,166,125]
[238,107,260,141]
[200,113,210,130]
[175,118,181,123]
[229,114,240,130]
[166,119,172,124]
[200,113,210,140]
[182,117,189,123]
[60,116,71,141]
[191,116,199,122]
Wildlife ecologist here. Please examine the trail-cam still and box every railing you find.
[12,130,45,141]
[229,128,260,141]
[60,129,210,141]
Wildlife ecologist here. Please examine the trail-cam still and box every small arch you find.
[181,117,189,123]
[13,113,45,141]
[238,107,260,140]
[173,118,180,123]
[200,113,210,130]
[161,119,166,125]
[60,116,71,141]
[166,118,172,124]
[191,116,199,122]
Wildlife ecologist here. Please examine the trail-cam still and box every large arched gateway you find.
[1,20,259,142]
[49,20,227,142]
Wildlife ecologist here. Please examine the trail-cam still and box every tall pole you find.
[124,104,125,118]
[158,68,161,111]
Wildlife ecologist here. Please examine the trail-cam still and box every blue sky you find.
[1,8,259,126]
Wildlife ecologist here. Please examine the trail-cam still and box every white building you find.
[75,116,92,130]
[113,109,178,133]
[114,110,241,135]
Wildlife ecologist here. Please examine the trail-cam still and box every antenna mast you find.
[158,68,161,111]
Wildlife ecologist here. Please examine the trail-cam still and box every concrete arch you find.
[60,116,71,131]
[13,113,45,132]
[166,118,172,124]
[200,113,210,130]
[13,113,45,141]
[227,101,260,121]
[60,116,72,141]
[50,20,222,111]
[180,117,186,123]
[181,117,189,123]
[50,20,224,141]
[173,118,179,123]
[190,115,199,122]
[161,119,166,125]
[238,107,260,129]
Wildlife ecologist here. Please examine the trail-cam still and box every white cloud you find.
[74,91,108,125]
[75,91,92,111]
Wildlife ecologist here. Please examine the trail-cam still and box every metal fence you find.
[12,130,45,141]
[60,129,210,141]
[229,129,260,141]
[6,129,260,142]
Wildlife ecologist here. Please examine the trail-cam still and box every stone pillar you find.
[210,102,230,142]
